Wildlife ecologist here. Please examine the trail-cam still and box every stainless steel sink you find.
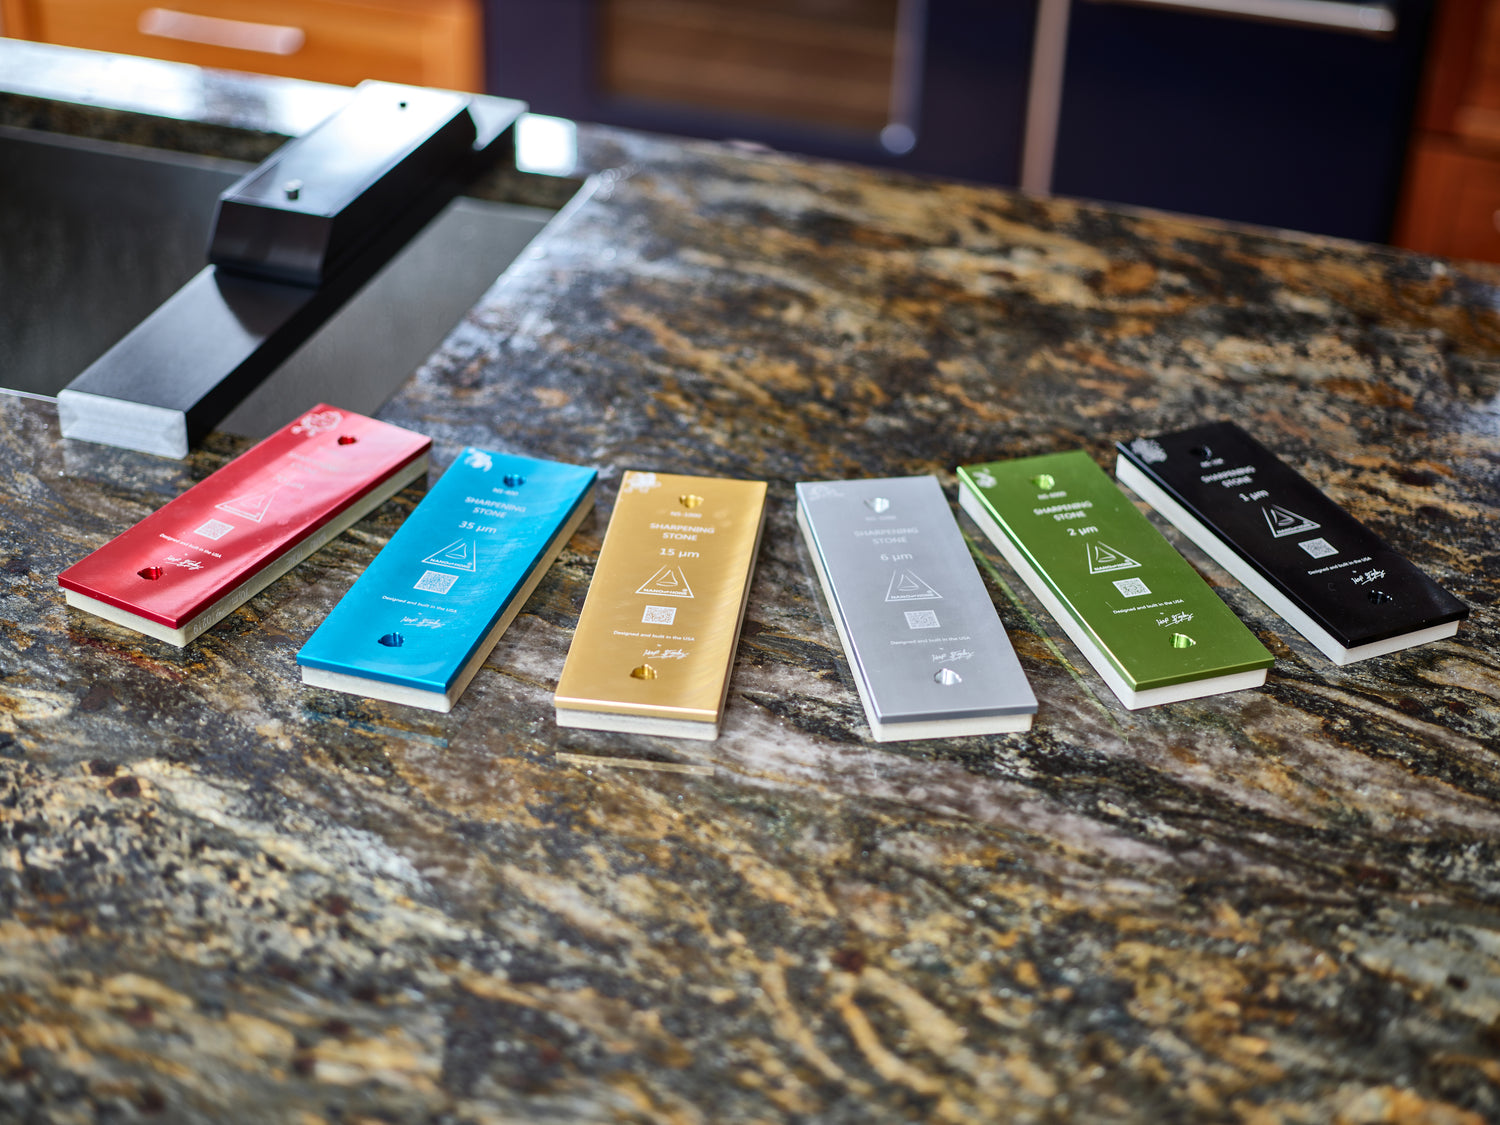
[0,123,554,440]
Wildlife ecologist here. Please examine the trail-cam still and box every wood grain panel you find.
[600,0,898,133]
[1395,0,1500,259]
[4,0,481,91]
[1393,134,1500,259]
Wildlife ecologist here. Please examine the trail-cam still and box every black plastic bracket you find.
[59,81,525,458]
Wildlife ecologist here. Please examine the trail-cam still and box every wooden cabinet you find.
[486,0,1038,188]
[1397,135,1500,261]
[490,0,1430,242]
[0,0,482,91]
[1394,0,1500,260]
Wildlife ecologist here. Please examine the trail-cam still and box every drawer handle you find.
[1087,0,1396,36]
[138,8,306,55]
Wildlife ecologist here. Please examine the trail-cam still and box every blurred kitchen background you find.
[1,0,1494,260]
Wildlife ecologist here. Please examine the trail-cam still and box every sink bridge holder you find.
[58,81,524,459]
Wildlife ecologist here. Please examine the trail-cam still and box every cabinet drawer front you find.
[1395,136,1500,262]
[14,0,480,91]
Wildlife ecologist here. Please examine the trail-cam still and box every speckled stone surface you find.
[3,43,1500,1124]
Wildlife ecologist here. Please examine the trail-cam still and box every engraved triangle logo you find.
[1262,503,1320,538]
[637,565,694,598]
[216,486,280,523]
[421,538,479,572]
[885,569,942,601]
[1085,541,1140,573]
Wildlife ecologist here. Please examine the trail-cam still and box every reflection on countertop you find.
[3,40,1500,1125]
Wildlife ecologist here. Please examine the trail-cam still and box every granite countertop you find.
[3,41,1500,1124]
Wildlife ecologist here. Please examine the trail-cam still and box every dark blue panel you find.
[485,0,597,121]
[1052,1,1433,241]
[907,0,1037,183]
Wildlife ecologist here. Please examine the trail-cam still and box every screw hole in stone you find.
[1030,474,1055,490]
[1171,633,1196,649]
[630,664,657,680]
[137,567,163,581]
[378,632,405,648]
[337,435,357,445]
[503,474,525,487]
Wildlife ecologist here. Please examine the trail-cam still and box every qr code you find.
[1299,537,1338,559]
[413,570,458,595]
[642,605,677,625]
[1113,577,1151,598]
[193,519,234,541]
[904,610,940,630]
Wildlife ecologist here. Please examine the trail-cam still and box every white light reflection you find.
[2,39,346,137]
[515,114,577,177]
[880,123,917,155]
